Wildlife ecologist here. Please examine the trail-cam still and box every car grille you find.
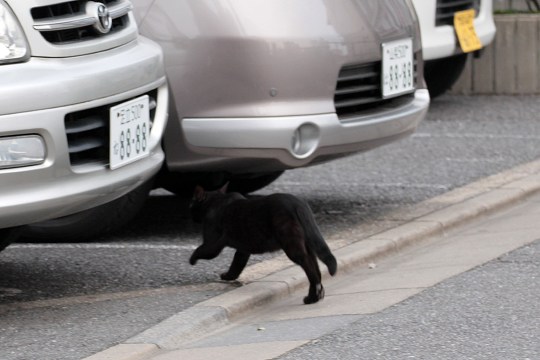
[65,90,157,168]
[435,0,480,26]
[31,0,131,44]
[334,57,418,121]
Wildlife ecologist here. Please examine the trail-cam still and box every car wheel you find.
[0,227,22,252]
[424,53,469,98]
[158,170,284,197]
[227,171,284,195]
[157,169,227,198]
[20,180,153,242]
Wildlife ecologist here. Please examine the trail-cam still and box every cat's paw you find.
[303,294,321,304]
[189,256,198,265]
[220,272,239,281]
[303,284,324,304]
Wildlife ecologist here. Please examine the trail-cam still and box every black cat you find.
[189,184,337,304]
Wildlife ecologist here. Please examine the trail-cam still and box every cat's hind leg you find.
[283,244,324,304]
[221,251,250,281]
[302,250,325,304]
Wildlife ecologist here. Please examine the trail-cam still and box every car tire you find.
[424,53,469,98]
[227,171,284,195]
[158,170,284,197]
[0,227,22,252]
[20,180,153,242]
[157,169,227,198]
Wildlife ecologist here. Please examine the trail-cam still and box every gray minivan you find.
[133,0,430,196]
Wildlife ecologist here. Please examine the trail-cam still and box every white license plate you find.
[109,95,150,170]
[381,38,414,98]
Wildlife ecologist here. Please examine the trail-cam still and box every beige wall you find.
[450,14,540,95]
[494,0,535,12]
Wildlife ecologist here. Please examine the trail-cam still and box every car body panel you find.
[1,38,166,115]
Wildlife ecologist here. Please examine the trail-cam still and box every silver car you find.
[1,0,168,248]
[136,0,429,195]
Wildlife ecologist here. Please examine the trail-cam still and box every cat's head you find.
[189,183,229,223]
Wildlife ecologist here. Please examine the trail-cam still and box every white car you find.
[412,0,496,97]
[0,0,168,249]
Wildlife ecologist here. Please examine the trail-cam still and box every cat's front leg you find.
[189,237,227,265]
[221,251,250,281]
[189,248,203,265]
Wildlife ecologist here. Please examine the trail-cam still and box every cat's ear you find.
[219,182,229,194]
[194,185,205,201]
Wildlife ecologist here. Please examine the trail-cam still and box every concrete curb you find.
[84,159,540,360]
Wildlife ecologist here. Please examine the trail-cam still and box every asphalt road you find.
[1,95,540,359]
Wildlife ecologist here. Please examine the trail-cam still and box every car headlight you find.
[0,1,29,64]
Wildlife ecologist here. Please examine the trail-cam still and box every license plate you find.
[381,38,414,98]
[454,9,482,53]
[109,95,150,170]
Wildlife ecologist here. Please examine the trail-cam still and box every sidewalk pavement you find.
[85,159,540,360]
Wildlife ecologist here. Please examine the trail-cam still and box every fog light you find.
[0,135,46,169]
[290,123,320,158]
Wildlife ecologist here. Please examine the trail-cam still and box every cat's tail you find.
[296,205,337,276]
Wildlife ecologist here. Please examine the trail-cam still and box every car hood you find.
[133,0,421,118]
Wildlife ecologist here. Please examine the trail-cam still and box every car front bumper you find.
[0,38,168,229]
[182,89,429,169]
